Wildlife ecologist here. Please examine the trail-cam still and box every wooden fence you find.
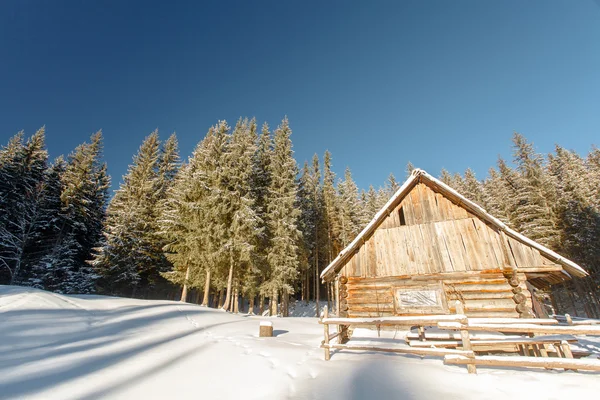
[319,301,600,373]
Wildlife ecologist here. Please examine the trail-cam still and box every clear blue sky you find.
[1,1,599,193]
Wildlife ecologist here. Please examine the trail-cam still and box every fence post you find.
[455,300,476,374]
[323,306,330,360]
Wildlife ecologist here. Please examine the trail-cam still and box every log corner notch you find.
[505,269,535,319]
[338,275,349,343]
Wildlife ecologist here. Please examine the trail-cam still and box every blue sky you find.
[1,1,599,192]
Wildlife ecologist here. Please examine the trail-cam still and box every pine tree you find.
[25,157,68,289]
[297,161,314,303]
[322,150,341,262]
[375,186,389,210]
[0,128,48,284]
[94,131,175,296]
[60,131,110,293]
[386,173,400,197]
[509,133,558,248]
[364,185,379,224]
[440,168,454,187]
[549,146,600,273]
[222,118,261,312]
[337,167,361,247]
[250,123,273,313]
[482,167,511,223]
[405,162,415,178]
[262,118,301,316]
[462,168,485,206]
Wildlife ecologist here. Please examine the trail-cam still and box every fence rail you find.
[319,301,600,374]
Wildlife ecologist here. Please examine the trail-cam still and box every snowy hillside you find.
[1,286,599,400]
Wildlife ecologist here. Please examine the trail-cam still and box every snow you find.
[260,320,273,327]
[1,285,600,400]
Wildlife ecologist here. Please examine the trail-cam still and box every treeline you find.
[1,123,599,317]
[91,117,399,315]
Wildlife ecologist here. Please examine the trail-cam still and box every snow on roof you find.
[320,168,588,282]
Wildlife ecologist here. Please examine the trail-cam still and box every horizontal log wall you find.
[346,272,531,319]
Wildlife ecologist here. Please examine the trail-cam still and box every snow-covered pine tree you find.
[509,133,559,249]
[222,118,261,312]
[94,131,173,296]
[262,118,301,316]
[482,167,511,224]
[322,150,341,263]
[358,190,369,230]
[405,162,415,178]
[375,186,389,210]
[548,146,600,316]
[462,168,486,206]
[337,167,361,247]
[59,131,110,293]
[0,128,48,285]
[297,161,314,303]
[250,123,273,313]
[364,185,379,224]
[199,121,233,307]
[24,157,68,289]
[386,173,400,197]
[151,134,181,296]
[452,172,466,193]
[440,168,453,187]
[159,127,223,303]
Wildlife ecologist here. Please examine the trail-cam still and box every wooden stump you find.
[259,321,273,337]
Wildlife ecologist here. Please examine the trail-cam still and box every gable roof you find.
[320,168,588,282]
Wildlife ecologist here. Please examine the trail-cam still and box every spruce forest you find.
[1,119,599,317]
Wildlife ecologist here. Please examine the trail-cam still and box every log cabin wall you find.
[340,182,551,318]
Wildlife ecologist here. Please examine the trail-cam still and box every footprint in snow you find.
[269,358,280,368]
[286,367,297,379]
[308,369,318,379]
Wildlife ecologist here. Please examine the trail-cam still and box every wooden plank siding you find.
[338,181,556,318]
[345,182,559,279]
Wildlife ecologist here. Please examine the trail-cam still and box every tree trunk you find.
[180,265,190,302]
[222,249,235,311]
[201,269,211,306]
[315,247,320,317]
[248,296,255,315]
[194,290,201,304]
[218,289,224,308]
[282,290,289,317]
[259,295,265,315]
[270,290,278,316]
[233,286,239,313]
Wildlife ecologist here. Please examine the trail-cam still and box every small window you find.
[398,206,406,226]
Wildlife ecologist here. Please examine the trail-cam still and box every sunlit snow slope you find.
[1,285,599,400]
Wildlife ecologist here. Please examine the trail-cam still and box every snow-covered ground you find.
[1,285,599,400]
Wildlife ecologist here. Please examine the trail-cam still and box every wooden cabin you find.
[320,169,588,320]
